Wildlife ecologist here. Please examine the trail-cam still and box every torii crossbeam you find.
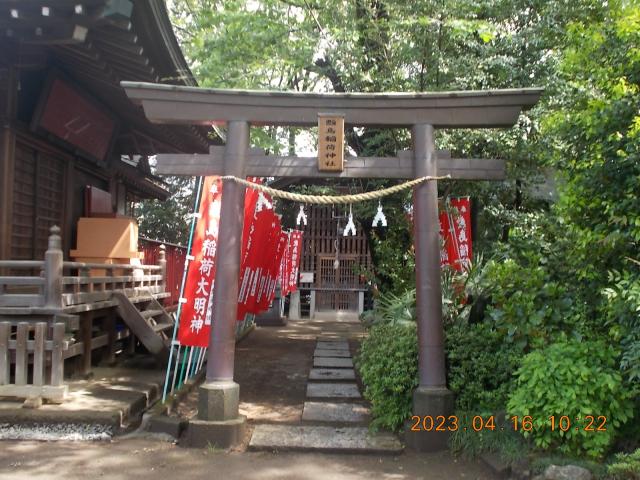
[122,82,542,451]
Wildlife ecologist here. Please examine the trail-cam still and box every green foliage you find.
[608,449,640,480]
[137,176,196,245]
[483,257,579,350]
[602,270,640,385]
[365,288,416,327]
[507,340,634,459]
[450,414,529,465]
[446,321,521,413]
[355,322,418,431]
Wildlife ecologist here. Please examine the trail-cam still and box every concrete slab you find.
[306,383,361,399]
[313,357,354,368]
[309,368,356,381]
[0,364,164,429]
[314,349,351,358]
[249,424,402,454]
[302,402,370,423]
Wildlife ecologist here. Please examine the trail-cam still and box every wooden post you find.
[50,323,65,387]
[33,322,45,386]
[0,322,10,385]
[77,311,93,377]
[15,322,28,385]
[158,244,167,292]
[44,226,63,310]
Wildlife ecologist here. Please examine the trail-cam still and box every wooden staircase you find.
[113,291,174,362]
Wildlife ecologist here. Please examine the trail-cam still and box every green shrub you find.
[449,412,529,465]
[446,321,522,413]
[356,322,418,431]
[608,449,640,479]
[507,340,634,459]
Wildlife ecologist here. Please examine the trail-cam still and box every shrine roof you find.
[122,82,543,129]
[3,0,211,154]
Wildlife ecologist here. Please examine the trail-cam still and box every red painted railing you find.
[139,238,186,309]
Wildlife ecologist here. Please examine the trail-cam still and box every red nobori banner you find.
[264,231,289,305]
[237,208,280,319]
[178,176,223,347]
[286,230,303,294]
[439,197,472,271]
[279,234,291,298]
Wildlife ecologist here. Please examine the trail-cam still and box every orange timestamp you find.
[511,415,607,432]
[409,415,608,432]
[409,415,498,432]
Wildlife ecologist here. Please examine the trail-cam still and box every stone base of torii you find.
[123,83,542,451]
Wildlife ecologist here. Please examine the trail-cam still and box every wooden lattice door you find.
[11,142,65,260]
[317,256,358,311]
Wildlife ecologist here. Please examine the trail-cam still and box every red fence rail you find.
[139,237,186,309]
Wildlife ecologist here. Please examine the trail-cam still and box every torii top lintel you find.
[122,82,543,129]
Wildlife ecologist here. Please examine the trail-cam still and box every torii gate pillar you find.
[406,124,454,451]
[190,121,248,448]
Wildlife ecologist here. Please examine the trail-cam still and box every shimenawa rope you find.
[220,175,450,204]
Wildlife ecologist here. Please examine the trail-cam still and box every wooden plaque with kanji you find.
[318,114,344,172]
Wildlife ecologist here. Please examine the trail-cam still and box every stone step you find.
[302,401,370,423]
[317,339,349,345]
[306,382,361,399]
[249,425,402,454]
[309,368,356,381]
[317,340,349,349]
[314,357,353,368]
[314,349,351,358]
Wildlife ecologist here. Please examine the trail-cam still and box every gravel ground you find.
[0,423,113,441]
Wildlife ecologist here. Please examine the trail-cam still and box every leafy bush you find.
[602,270,640,385]
[483,258,579,350]
[446,321,521,413]
[507,340,634,459]
[450,412,529,465]
[356,322,418,431]
[608,449,640,480]
[364,288,416,327]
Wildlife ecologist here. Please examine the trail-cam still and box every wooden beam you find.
[122,82,543,128]
[155,149,505,180]
[6,23,88,44]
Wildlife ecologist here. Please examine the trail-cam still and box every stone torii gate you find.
[123,82,541,450]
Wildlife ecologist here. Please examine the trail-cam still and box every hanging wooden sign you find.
[318,113,344,172]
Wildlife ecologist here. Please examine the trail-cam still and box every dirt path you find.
[175,316,365,425]
[0,437,496,480]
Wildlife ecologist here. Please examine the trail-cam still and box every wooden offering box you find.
[70,217,144,275]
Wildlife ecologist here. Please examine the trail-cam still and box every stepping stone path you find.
[313,357,353,368]
[249,336,403,454]
[307,383,361,399]
[302,402,370,423]
[308,368,356,381]
[314,349,351,357]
